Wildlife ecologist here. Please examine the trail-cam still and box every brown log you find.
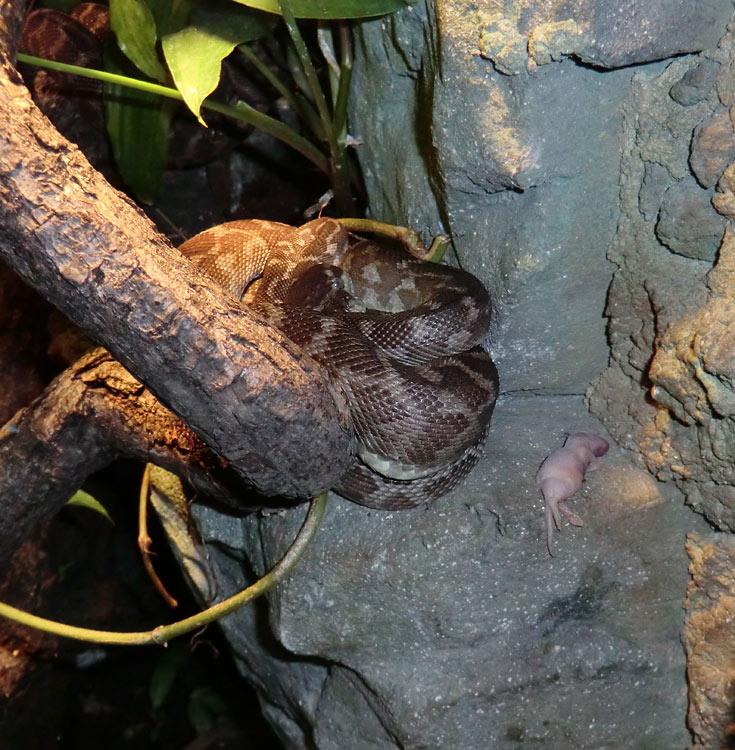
[0,0,353,560]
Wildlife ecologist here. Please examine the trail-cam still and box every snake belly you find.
[179,218,499,510]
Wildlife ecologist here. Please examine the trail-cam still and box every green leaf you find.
[104,48,172,203]
[146,0,193,36]
[66,490,114,524]
[56,561,75,582]
[109,0,168,82]
[162,4,275,125]
[149,642,187,710]
[188,686,229,734]
[231,0,416,19]
[162,29,230,127]
[190,1,278,42]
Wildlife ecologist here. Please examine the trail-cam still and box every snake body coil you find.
[19,4,499,509]
[180,218,498,509]
[20,5,499,508]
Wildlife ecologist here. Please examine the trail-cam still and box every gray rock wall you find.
[181,1,735,747]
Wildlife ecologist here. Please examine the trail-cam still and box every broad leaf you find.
[145,0,193,36]
[66,490,114,524]
[149,643,187,710]
[163,4,275,125]
[231,0,416,19]
[104,49,172,203]
[188,687,229,734]
[190,1,278,40]
[109,0,168,82]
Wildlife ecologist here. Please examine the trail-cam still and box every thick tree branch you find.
[0,0,353,515]
[0,348,272,555]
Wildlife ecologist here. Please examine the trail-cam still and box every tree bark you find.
[0,348,271,554]
[0,0,353,559]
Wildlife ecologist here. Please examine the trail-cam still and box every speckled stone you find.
[690,110,735,188]
[655,176,726,261]
[670,59,720,106]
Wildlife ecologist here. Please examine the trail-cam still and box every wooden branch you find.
[0,0,353,546]
[0,348,271,556]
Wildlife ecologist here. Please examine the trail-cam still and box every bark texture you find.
[0,348,268,554]
[0,0,353,561]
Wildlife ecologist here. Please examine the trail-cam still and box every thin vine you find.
[0,494,327,646]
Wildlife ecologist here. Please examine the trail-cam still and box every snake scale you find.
[180,219,499,510]
[19,3,499,509]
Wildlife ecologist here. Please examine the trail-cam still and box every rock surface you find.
[690,110,735,188]
[192,398,703,749]
[684,534,735,749]
[172,1,735,747]
[589,23,735,542]
[655,176,725,261]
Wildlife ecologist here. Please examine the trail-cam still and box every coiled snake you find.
[19,4,499,510]
[179,218,499,510]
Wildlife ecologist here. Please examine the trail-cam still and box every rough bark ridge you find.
[0,0,352,560]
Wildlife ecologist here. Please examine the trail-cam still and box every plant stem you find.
[277,0,332,143]
[337,218,451,262]
[0,494,328,646]
[237,44,323,139]
[17,52,329,175]
[277,1,353,214]
[332,22,352,144]
[138,464,178,608]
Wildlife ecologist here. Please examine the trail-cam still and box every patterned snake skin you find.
[20,3,113,175]
[19,4,499,508]
[180,219,499,509]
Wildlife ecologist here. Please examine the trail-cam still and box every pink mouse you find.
[536,432,610,555]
